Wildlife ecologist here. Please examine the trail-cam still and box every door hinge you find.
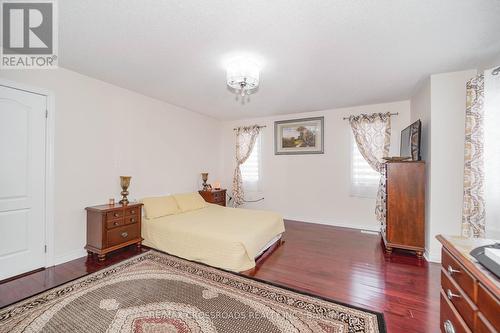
[44,245,47,253]
[45,109,48,118]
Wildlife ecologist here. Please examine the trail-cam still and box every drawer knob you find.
[114,213,119,217]
[443,320,455,333]
[131,210,135,214]
[447,265,460,275]
[130,218,136,223]
[121,232,128,238]
[446,289,460,300]
[113,221,119,226]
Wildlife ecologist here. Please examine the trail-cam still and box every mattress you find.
[141,204,285,272]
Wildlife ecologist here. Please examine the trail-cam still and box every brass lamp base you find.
[119,190,129,205]
[119,176,131,205]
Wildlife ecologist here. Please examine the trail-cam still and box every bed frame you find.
[240,235,285,275]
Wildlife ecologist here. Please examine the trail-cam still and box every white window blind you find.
[240,134,261,191]
[350,134,379,198]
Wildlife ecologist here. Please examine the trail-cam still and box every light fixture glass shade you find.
[226,58,260,95]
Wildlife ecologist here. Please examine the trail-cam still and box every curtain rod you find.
[233,125,267,131]
[342,112,399,120]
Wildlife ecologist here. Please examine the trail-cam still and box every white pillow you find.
[141,195,180,219]
[172,192,208,212]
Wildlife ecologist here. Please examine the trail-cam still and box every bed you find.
[141,201,285,272]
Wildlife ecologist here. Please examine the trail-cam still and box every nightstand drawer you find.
[107,224,139,247]
[106,218,125,229]
[125,207,139,216]
[212,191,223,200]
[124,215,139,225]
[106,210,123,220]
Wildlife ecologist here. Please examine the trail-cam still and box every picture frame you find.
[274,116,324,155]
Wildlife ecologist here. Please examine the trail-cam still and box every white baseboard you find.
[53,249,87,266]
[424,248,441,263]
[284,216,380,232]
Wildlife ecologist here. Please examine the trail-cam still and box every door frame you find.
[0,78,55,268]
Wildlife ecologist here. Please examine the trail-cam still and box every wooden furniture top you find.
[437,234,500,297]
[199,189,226,193]
[384,160,425,164]
[85,202,143,212]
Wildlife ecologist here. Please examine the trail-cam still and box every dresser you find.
[198,189,226,206]
[85,203,143,261]
[437,235,499,333]
[382,161,425,258]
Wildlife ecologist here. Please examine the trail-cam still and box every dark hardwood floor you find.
[250,221,441,333]
[0,220,440,333]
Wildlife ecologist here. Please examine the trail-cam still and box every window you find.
[350,134,379,198]
[240,134,261,191]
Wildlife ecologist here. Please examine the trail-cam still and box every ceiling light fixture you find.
[226,57,260,98]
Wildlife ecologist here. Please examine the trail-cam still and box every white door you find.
[0,85,47,280]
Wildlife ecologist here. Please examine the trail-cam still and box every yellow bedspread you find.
[141,204,285,272]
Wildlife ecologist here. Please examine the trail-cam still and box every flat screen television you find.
[400,120,422,161]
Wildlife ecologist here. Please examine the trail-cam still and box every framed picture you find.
[274,116,324,155]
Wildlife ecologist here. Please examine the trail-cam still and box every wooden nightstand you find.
[85,203,143,261]
[198,189,226,206]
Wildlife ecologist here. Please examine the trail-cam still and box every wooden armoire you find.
[381,161,425,259]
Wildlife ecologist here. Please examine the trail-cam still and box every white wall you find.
[478,53,500,73]
[411,69,477,262]
[484,70,500,238]
[0,68,221,264]
[220,101,410,231]
[429,70,476,261]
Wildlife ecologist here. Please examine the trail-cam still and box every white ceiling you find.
[59,0,500,120]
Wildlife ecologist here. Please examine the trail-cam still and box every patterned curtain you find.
[232,125,261,207]
[462,75,486,238]
[349,113,392,224]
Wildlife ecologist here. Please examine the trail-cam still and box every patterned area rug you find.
[0,251,386,333]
